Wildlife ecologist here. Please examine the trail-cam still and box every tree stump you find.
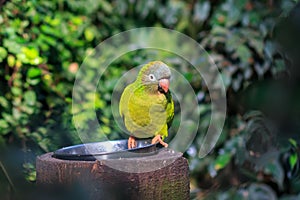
[36,148,189,200]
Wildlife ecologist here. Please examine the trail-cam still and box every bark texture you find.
[36,149,189,200]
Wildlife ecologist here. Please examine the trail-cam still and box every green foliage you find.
[0,0,299,199]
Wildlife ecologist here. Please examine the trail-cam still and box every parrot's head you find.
[138,61,171,94]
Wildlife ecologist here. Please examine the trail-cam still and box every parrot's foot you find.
[128,136,137,149]
[151,135,168,148]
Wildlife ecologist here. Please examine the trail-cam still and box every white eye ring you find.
[149,74,156,81]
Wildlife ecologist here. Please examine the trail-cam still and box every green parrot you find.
[119,61,174,149]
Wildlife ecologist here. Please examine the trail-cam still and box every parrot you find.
[119,61,174,149]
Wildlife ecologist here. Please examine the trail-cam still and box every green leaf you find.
[0,47,8,62]
[272,59,286,75]
[225,7,241,27]
[3,39,22,54]
[101,125,111,134]
[183,73,193,82]
[264,159,284,190]
[22,47,38,60]
[39,34,56,46]
[84,28,95,42]
[2,112,15,125]
[193,1,211,23]
[211,25,228,36]
[264,41,275,59]
[38,139,50,152]
[289,138,297,147]
[99,0,113,14]
[225,33,242,52]
[249,38,264,56]
[214,152,231,171]
[27,78,41,85]
[235,0,247,9]
[0,120,9,132]
[12,107,22,120]
[71,16,83,25]
[18,47,43,65]
[0,15,3,24]
[248,183,277,200]
[41,25,61,38]
[7,55,15,67]
[0,96,9,108]
[289,153,298,171]
[236,45,251,63]
[11,87,22,96]
[221,71,232,89]
[27,67,42,78]
[24,90,36,106]
[248,12,260,26]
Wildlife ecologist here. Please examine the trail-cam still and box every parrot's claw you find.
[151,135,168,148]
[128,136,137,149]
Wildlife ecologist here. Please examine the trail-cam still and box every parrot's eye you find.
[149,74,156,81]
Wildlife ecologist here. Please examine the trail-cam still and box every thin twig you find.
[0,160,16,192]
[8,66,18,87]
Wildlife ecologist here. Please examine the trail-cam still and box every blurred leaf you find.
[289,153,298,171]
[221,71,232,89]
[264,41,276,59]
[22,47,38,60]
[41,24,62,38]
[225,33,242,52]
[0,47,8,62]
[236,44,251,63]
[280,0,298,17]
[7,55,16,67]
[23,162,36,182]
[11,87,22,96]
[27,78,41,85]
[248,183,277,200]
[24,91,36,106]
[193,1,210,23]
[249,38,264,56]
[214,152,231,171]
[0,120,9,132]
[289,138,297,147]
[211,25,228,35]
[0,96,9,108]
[264,158,285,190]
[27,68,42,78]
[183,72,193,82]
[3,39,22,54]
[19,47,43,65]
[84,27,95,42]
[272,59,286,75]
[225,7,241,27]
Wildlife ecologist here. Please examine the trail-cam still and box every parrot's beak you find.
[158,78,170,93]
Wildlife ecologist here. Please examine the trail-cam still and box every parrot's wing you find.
[119,83,135,124]
[166,91,174,128]
[119,85,130,120]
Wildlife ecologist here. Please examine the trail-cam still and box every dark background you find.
[1,0,300,199]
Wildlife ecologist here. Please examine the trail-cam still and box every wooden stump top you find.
[36,148,190,200]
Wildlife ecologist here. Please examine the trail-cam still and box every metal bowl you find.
[52,139,162,161]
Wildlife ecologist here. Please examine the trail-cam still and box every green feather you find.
[119,61,174,139]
